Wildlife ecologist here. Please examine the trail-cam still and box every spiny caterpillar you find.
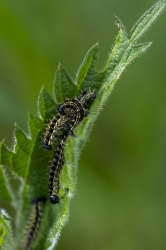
[42,90,96,151]
[48,134,66,204]
[59,89,96,137]
[22,197,46,250]
[42,115,68,150]
[42,103,81,150]
[78,89,96,111]
[45,90,96,204]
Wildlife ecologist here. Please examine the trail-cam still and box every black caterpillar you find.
[42,115,68,150]
[78,89,96,111]
[42,90,96,151]
[44,90,96,204]
[22,197,46,250]
[48,134,66,204]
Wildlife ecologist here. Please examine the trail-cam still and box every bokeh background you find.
[0,0,166,249]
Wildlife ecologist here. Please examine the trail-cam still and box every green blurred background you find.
[0,0,166,249]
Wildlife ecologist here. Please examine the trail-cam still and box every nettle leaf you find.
[0,209,13,249]
[0,1,166,249]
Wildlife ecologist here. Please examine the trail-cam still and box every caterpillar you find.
[78,89,96,111]
[22,197,46,250]
[42,101,82,150]
[57,99,85,136]
[42,114,61,150]
[48,134,66,204]
[60,90,97,136]
[45,90,96,204]
[42,90,96,151]
[42,115,69,150]
[58,89,97,130]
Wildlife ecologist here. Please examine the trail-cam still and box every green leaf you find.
[130,0,166,43]
[0,0,166,249]
[0,141,14,171]
[0,209,14,249]
[0,165,23,204]
[76,43,104,91]
[0,166,12,202]
[53,64,78,103]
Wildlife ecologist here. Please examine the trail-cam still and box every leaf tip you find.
[0,138,6,145]
[94,42,99,48]
[114,15,123,28]
[58,63,62,70]
[114,15,128,38]
[13,123,22,135]
[14,122,18,129]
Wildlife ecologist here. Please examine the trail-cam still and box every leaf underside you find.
[0,0,166,249]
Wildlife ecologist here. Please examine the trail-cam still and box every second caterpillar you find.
[43,90,96,204]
